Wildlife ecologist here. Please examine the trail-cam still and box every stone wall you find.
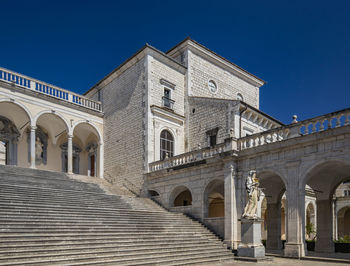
[101,58,146,193]
[146,55,186,163]
[188,97,236,151]
[188,51,259,108]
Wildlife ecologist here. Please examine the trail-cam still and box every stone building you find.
[1,37,350,259]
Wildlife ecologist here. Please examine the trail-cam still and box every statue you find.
[242,170,261,219]
[35,137,43,161]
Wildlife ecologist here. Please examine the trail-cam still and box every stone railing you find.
[238,108,350,150]
[0,67,102,112]
[149,143,226,172]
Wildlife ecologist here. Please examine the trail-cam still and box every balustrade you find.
[0,67,102,112]
[239,108,350,151]
[149,143,225,172]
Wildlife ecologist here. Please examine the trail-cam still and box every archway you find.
[257,170,286,252]
[35,111,69,172]
[203,179,224,218]
[303,160,350,252]
[72,122,102,177]
[170,186,192,207]
[0,101,32,166]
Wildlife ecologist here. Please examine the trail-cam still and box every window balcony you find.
[162,96,175,110]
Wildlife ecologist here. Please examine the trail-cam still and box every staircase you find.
[0,166,235,265]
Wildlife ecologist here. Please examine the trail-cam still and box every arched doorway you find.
[0,116,20,165]
[203,179,224,218]
[303,160,350,252]
[170,186,192,207]
[0,101,32,167]
[35,111,69,172]
[257,170,286,252]
[73,122,102,177]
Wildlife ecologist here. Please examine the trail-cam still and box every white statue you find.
[242,170,261,219]
[35,137,43,160]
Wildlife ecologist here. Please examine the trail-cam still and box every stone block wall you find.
[188,51,259,108]
[148,56,185,116]
[188,97,236,151]
[101,58,146,193]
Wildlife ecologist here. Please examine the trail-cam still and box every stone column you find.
[284,163,305,258]
[30,126,36,169]
[315,199,334,253]
[99,141,104,178]
[266,201,282,251]
[67,134,73,174]
[224,161,239,249]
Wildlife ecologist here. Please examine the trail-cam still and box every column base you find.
[284,243,305,258]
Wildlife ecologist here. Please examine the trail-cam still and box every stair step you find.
[0,166,232,265]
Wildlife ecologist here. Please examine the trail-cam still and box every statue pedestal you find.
[237,218,266,259]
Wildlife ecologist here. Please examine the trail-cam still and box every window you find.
[209,135,217,147]
[237,93,243,101]
[160,130,174,160]
[344,190,350,196]
[208,80,217,94]
[206,127,219,147]
[162,88,175,109]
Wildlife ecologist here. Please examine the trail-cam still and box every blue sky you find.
[1,0,349,124]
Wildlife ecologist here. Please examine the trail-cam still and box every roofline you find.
[84,44,186,96]
[189,96,284,126]
[240,101,285,126]
[167,37,266,86]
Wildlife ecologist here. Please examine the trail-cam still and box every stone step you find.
[0,166,232,265]
[0,245,226,259]
[0,165,69,179]
[0,223,209,231]
[0,212,191,223]
[0,248,233,265]
[0,237,221,248]
[0,241,223,254]
[0,217,197,226]
[0,231,218,240]
[0,178,104,193]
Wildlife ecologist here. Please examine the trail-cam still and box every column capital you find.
[30,125,37,131]
[67,134,73,139]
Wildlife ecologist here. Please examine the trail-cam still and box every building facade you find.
[1,38,350,258]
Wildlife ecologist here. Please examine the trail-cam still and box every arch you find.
[203,178,224,218]
[169,185,193,207]
[160,129,174,160]
[256,169,287,203]
[148,190,160,197]
[71,120,102,142]
[302,159,350,200]
[0,98,33,127]
[34,110,70,132]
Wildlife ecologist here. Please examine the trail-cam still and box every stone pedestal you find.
[237,218,265,258]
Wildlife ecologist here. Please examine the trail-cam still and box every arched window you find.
[160,130,174,160]
[237,93,243,101]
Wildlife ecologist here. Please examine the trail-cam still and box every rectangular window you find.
[162,88,175,109]
[344,190,350,196]
[206,127,219,147]
[209,135,217,147]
